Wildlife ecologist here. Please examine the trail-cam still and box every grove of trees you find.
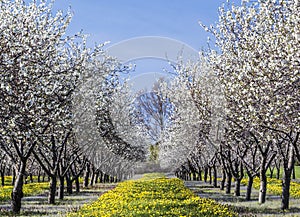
[0,0,146,213]
[0,0,299,214]
[160,0,299,211]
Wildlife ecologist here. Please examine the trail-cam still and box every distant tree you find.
[133,78,173,154]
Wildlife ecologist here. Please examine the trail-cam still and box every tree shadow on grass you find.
[186,181,300,216]
[0,209,49,217]
[233,206,300,217]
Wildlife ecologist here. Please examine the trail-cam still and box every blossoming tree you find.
[202,0,299,208]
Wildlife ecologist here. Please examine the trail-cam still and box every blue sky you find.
[51,0,239,91]
[52,1,238,50]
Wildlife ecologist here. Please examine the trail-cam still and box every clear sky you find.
[52,1,240,50]
[51,0,240,91]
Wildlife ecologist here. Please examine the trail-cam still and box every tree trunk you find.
[11,162,26,213]
[281,147,295,210]
[276,165,280,179]
[37,169,41,183]
[48,175,57,204]
[234,178,241,196]
[209,167,212,185]
[58,176,64,200]
[99,171,103,183]
[75,177,80,193]
[259,162,267,204]
[95,171,99,184]
[29,174,33,183]
[84,164,90,188]
[12,169,16,186]
[42,172,45,182]
[192,172,196,181]
[269,166,274,178]
[199,171,202,181]
[66,175,73,194]
[225,172,232,194]
[220,169,226,191]
[204,167,208,182]
[213,166,218,188]
[292,165,296,179]
[281,168,292,210]
[1,171,4,186]
[90,170,95,186]
[246,176,254,201]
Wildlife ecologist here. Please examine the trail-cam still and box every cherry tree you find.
[0,0,113,212]
[159,58,223,172]
[202,0,299,208]
[133,78,173,160]
[73,63,147,175]
[94,74,147,161]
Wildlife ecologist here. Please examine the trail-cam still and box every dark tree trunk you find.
[90,170,95,186]
[1,170,4,186]
[292,165,296,179]
[11,162,26,213]
[66,175,73,194]
[276,164,281,179]
[213,166,218,188]
[281,147,295,210]
[29,174,33,183]
[48,175,57,204]
[204,167,208,182]
[199,171,202,181]
[37,169,41,183]
[269,166,274,178]
[209,167,212,185]
[246,175,254,201]
[42,172,46,182]
[58,176,64,200]
[95,171,99,184]
[12,169,16,186]
[99,171,103,183]
[220,169,226,191]
[225,172,232,194]
[192,172,196,181]
[281,168,292,210]
[84,164,90,188]
[234,178,241,196]
[75,177,80,193]
[259,164,267,204]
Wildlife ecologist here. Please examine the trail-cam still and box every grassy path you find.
[185,180,300,217]
[0,183,116,217]
[1,174,300,216]
[66,174,237,216]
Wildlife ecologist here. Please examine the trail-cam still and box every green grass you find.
[266,166,300,179]
[241,177,300,198]
[140,173,165,180]
[66,173,237,217]
[0,176,49,202]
